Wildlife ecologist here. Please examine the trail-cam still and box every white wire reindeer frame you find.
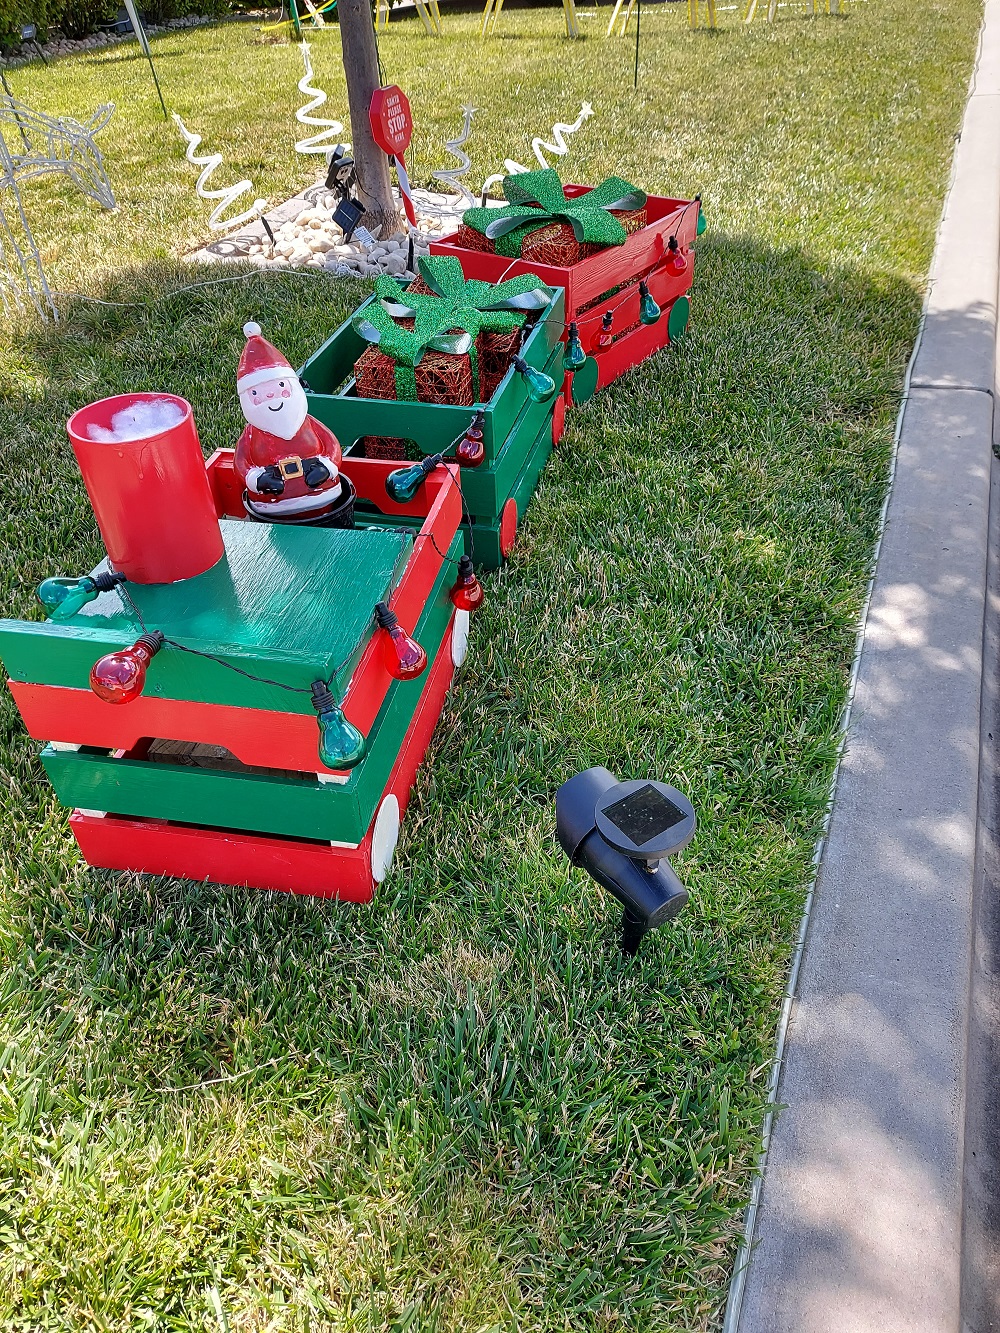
[0,97,117,322]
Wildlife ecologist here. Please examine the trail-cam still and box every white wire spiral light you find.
[295,42,349,158]
[173,114,267,232]
[481,102,593,198]
[531,101,593,168]
[430,104,478,206]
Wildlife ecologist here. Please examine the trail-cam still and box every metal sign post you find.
[123,0,168,120]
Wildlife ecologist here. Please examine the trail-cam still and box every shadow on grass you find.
[0,235,936,1327]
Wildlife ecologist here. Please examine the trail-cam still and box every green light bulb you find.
[38,576,97,619]
[37,570,124,620]
[385,452,445,505]
[695,196,707,236]
[311,682,366,770]
[638,280,661,326]
[562,322,587,374]
[513,357,557,405]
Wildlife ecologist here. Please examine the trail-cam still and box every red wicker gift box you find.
[352,275,523,409]
[434,187,702,395]
[453,205,647,268]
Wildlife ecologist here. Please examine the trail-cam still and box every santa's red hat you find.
[238,321,295,393]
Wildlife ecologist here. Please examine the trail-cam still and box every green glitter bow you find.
[461,167,647,259]
[353,254,553,400]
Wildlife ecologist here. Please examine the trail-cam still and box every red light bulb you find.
[374,602,427,680]
[89,631,164,704]
[666,235,688,276]
[456,410,486,468]
[593,311,614,352]
[450,554,484,612]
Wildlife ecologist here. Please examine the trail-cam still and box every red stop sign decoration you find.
[369,86,413,157]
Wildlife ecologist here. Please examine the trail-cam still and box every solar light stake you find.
[555,766,695,956]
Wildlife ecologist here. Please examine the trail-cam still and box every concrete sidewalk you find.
[725,2,1000,1329]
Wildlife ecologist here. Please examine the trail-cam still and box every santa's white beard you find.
[240,385,308,441]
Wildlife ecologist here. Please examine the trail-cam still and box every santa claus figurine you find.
[235,321,348,523]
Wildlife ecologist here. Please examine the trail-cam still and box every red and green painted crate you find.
[299,282,567,568]
[0,454,470,899]
[5,455,462,773]
[39,545,459,847]
[431,188,701,396]
[70,625,459,901]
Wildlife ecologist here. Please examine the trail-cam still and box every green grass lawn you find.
[0,1,983,1327]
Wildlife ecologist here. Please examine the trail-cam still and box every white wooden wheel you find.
[370,794,400,883]
[451,609,470,668]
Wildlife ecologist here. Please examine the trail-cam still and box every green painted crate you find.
[0,519,414,715]
[463,406,555,569]
[344,340,562,571]
[40,535,461,847]
[351,400,554,572]
[300,282,566,471]
[448,340,562,517]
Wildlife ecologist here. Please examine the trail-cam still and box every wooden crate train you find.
[0,171,701,899]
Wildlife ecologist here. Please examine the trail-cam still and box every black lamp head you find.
[556,767,695,956]
[595,780,695,870]
[325,145,356,194]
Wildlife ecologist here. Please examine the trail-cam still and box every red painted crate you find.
[69,610,459,901]
[432,187,701,394]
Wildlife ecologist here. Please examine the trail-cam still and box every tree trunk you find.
[337,0,404,239]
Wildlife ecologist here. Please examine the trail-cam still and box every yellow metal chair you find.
[484,0,579,37]
[605,0,633,36]
[608,0,714,35]
[744,0,843,20]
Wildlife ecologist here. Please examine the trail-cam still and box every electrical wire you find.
[51,266,349,311]
[370,1,387,88]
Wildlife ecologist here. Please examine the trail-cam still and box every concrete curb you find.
[723,1,1000,1329]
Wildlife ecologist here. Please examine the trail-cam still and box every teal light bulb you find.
[695,196,707,236]
[38,576,96,619]
[311,682,366,770]
[385,452,445,504]
[562,322,587,374]
[638,280,661,326]
[37,569,124,621]
[513,357,557,405]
